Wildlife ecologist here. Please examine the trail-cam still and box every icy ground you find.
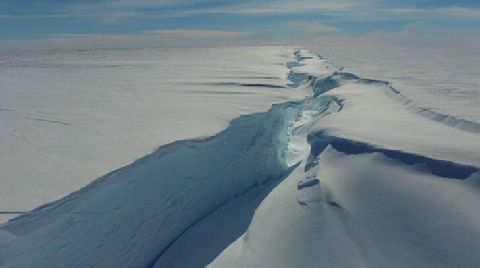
[1,47,480,267]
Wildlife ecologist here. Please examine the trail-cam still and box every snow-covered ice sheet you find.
[1,47,479,267]
[0,46,302,222]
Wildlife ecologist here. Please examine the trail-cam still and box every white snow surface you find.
[1,47,480,268]
[0,46,302,222]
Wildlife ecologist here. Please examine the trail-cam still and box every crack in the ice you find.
[193,82,286,89]
[25,117,72,126]
[307,132,478,180]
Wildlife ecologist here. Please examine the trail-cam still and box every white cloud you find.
[188,0,361,16]
[0,29,254,50]
[287,21,339,33]
[383,6,480,21]
[0,0,206,19]
[0,0,362,19]
[141,29,253,38]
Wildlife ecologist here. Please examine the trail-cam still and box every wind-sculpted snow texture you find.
[1,48,480,268]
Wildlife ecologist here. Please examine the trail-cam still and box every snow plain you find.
[1,46,479,267]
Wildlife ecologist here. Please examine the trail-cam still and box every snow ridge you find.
[314,70,480,133]
[307,132,478,180]
[0,104,299,267]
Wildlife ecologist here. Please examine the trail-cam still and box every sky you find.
[1,0,479,49]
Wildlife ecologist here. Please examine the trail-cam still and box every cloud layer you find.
[0,0,479,49]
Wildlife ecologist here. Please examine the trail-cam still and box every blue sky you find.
[1,0,479,48]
